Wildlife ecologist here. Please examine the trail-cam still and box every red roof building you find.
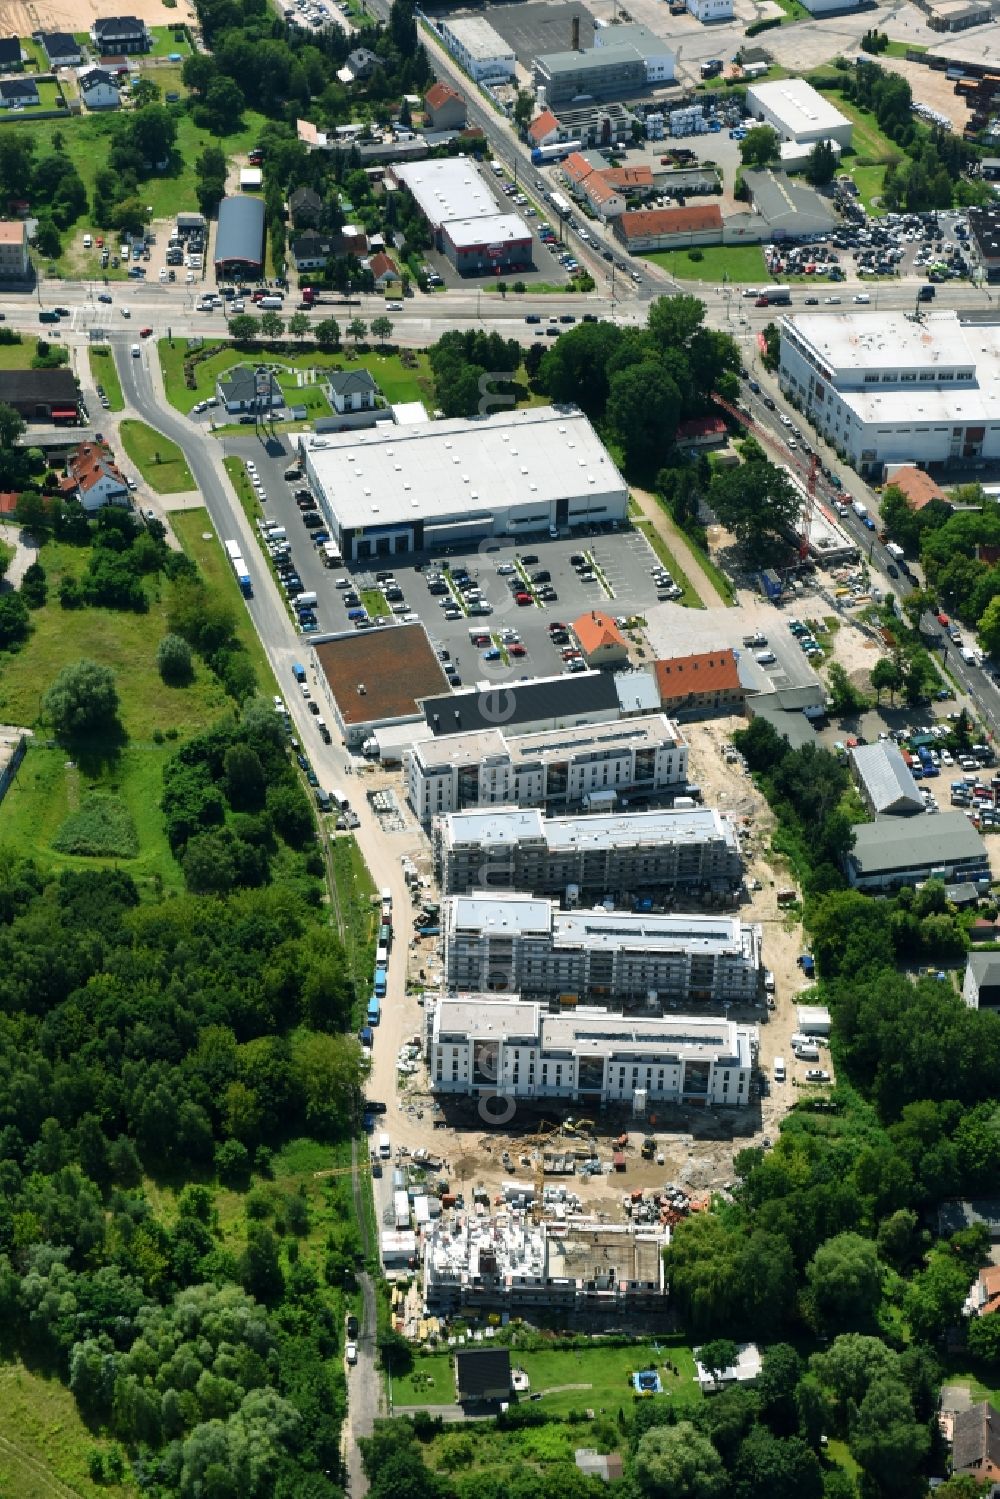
[528,109,560,146]
[654,650,746,719]
[885,465,951,514]
[572,610,629,667]
[614,204,724,252]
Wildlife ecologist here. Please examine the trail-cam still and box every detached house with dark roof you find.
[654,650,746,720]
[291,231,335,271]
[40,32,82,66]
[0,78,38,109]
[0,37,22,70]
[327,368,380,415]
[92,16,150,54]
[216,366,282,416]
[77,66,120,110]
[454,1348,511,1406]
[288,185,324,228]
[0,368,77,421]
[952,1402,1000,1484]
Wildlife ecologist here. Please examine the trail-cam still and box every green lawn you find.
[643,243,767,284]
[146,24,194,56]
[119,418,195,493]
[171,510,277,691]
[849,163,888,216]
[89,346,124,411]
[825,90,903,169]
[278,371,332,416]
[633,517,704,610]
[158,339,436,414]
[361,587,388,618]
[0,536,234,889]
[0,1362,137,1497]
[0,334,40,370]
[394,1342,701,1415]
[329,835,378,1001]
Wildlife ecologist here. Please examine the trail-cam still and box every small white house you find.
[687,0,734,19]
[239,167,263,191]
[695,1342,762,1392]
[77,67,120,111]
[327,368,379,415]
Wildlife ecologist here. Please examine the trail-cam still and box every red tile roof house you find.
[369,251,401,290]
[528,110,560,147]
[676,416,728,449]
[61,441,129,514]
[572,610,629,667]
[654,650,747,720]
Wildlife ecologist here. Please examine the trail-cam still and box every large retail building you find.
[779,310,1000,474]
[299,405,627,560]
[390,158,531,274]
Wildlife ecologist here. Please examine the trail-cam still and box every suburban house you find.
[694,1343,761,1393]
[0,368,77,421]
[0,221,29,278]
[454,1348,512,1406]
[327,368,379,415]
[939,1199,1000,1240]
[291,232,336,272]
[40,31,82,66]
[528,109,561,148]
[344,46,379,80]
[92,16,150,54]
[424,81,466,131]
[676,415,728,449]
[216,366,282,416]
[654,650,747,719]
[77,66,121,110]
[369,250,401,290]
[965,1265,1000,1318]
[62,441,129,513]
[288,185,324,228]
[963,952,1000,1010]
[0,79,38,109]
[563,153,654,220]
[613,204,724,252]
[575,1452,624,1485]
[572,610,629,667]
[952,1402,1000,1483]
[0,37,22,69]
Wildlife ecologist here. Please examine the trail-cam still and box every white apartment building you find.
[779,310,1000,475]
[0,220,28,279]
[432,805,742,898]
[406,714,688,823]
[444,894,764,1007]
[429,994,757,1105]
[687,0,734,19]
[439,16,516,81]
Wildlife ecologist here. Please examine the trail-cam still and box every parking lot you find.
[225,430,670,680]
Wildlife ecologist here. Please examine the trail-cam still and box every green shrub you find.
[52,794,139,858]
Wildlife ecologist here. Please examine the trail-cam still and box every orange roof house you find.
[614,204,724,251]
[572,610,629,667]
[885,465,951,514]
[63,441,129,514]
[654,650,746,719]
[528,109,560,145]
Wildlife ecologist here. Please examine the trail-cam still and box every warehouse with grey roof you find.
[851,743,924,817]
[213,196,266,278]
[846,812,991,891]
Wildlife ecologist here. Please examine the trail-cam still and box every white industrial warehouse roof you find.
[394,158,502,229]
[441,15,513,61]
[746,77,850,139]
[444,212,531,247]
[851,742,924,816]
[301,406,624,531]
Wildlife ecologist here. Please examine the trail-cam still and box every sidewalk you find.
[630,485,727,610]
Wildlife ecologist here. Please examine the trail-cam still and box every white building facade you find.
[406,714,688,822]
[439,16,516,81]
[779,310,1000,475]
[429,995,757,1105]
[686,0,734,19]
[444,894,764,1007]
[746,78,853,148]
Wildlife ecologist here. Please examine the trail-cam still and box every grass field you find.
[393,1341,701,1415]
[0,334,40,369]
[171,510,277,691]
[146,24,193,56]
[329,835,378,1004]
[89,346,124,411]
[119,418,194,493]
[850,163,888,215]
[0,536,233,888]
[158,338,436,414]
[0,1362,137,1497]
[643,243,767,284]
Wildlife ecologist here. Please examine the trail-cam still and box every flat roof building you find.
[423,1205,669,1315]
[213,196,265,278]
[430,993,757,1104]
[444,895,763,1007]
[299,406,627,561]
[533,25,674,107]
[846,811,991,891]
[780,309,1000,475]
[432,804,742,898]
[312,621,451,747]
[745,78,853,148]
[851,742,924,816]
[406,713,688,822]
[391,159,531,274]
[439,16,516,81]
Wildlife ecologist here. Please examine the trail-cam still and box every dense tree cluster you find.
[428,330,524,419]
[525,296,739,479]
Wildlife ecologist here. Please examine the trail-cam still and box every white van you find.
[796,1043,820,1061]
[378,1133,391,1158]
[296,591,318,609]
[330,788,350,811]
[754,650,777,666]
[773,1056,786,1082]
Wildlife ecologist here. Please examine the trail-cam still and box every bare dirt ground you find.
[880,55,972,132]
[0,0,196,35]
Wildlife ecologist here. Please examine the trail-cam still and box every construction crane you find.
[710,392,826,561]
